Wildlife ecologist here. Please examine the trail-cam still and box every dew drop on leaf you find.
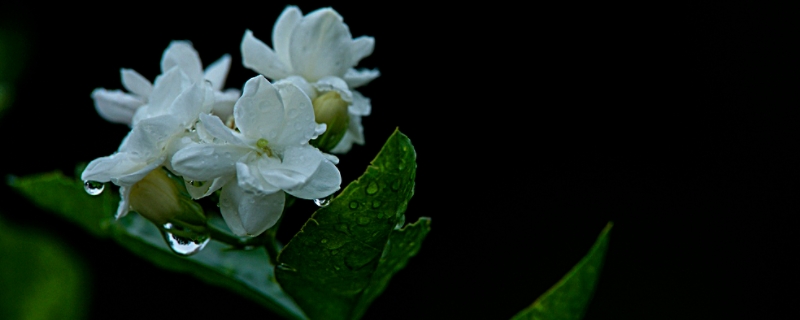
[366,181,379,195]
[277,263,297,272]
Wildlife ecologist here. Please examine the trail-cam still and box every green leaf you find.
[351,217,431,319]
[275,128,428,320]
[112,213,308,320]
[0,214,90,320]
[511,222,613,320]
[7,172,117,238]
[8,171,308,320]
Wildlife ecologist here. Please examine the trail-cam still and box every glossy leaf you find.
[511,222,613,320]
[275,128,427,320]
[7,172,116,238]
[7,171,307,320]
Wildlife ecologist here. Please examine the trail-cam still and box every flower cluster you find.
[81,6,377,237]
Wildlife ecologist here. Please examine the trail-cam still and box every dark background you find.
[0,1,796,319]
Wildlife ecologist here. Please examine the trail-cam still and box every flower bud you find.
[128,167,207,236]
[310,91,350,152]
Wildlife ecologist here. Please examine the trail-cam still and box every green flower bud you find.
[310,91,350,152]
[129,167,207,237]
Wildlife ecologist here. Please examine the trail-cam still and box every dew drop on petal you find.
[160,223,210,256]
[189,180,205,187]
[314,197,331,207]
[83,181,105,196]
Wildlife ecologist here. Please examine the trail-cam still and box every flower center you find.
[256,138,273,157]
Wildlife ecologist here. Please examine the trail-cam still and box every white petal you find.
[349,36,375,67]
[349,90,371,116]
[148,67,190,116]
[116,186,132,219]
[81,153,143,183]
[183,172,235,200]
[322,153,339,165]
[234,76,284,140]
[81,152,161,187]
[91,88,143,126]
[285,157,341,200]
[312,123,327,139]
[205,175,234,198]
[236,161,281,194]
[274,81,318,146]
[121,68,153,97]
[276,76,316,100]
[258,146,323,190]
[289,8,353,80]
[347,112,365,145]
[219,183,285,237]
[160,40,204,82]
[329,114,364,154]
[343,68,380,88]
[314,76,353,102]
[329,132,354,154]
[198,113,246,146]
[167,81,214,128]
[203,54,232,90]
[241,30,292,80]
[273,6,302,67]
[118,116,173,156]
[171,143,247,181]
[211,89,240,121]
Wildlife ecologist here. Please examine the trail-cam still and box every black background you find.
[0,1,796,319]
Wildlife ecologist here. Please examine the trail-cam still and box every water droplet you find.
[161,223,210,256]
[358,216,371,225]
[277,263,297,272]
[398,161,406,170]
[349,201,359,209]
[83,181,105,195]
[314,197,331,207]
[163,232,210,256]
[321,239,328,244]
[391,181,400,191]
[366,182,379,195]
[189,180,205,187]
[372,200,381,208]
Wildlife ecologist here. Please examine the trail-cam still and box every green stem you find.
[262,216,283,266]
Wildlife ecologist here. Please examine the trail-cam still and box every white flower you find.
[82,67,214,219]
[92,40,239,126]
[241,6,378,154]
[171,75,341,237]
